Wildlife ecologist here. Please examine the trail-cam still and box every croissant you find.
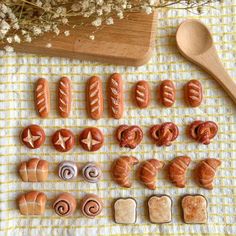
[18,158,48,182]
[112,156,139,188]
[18,191,47,215]
[169,156,191,188]
[138,159,165,190]
[196,158,221,190]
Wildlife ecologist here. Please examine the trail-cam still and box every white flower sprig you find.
[0,0,221,51]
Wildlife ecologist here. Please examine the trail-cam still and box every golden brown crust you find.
[135,80,150,108]
[138,159,165,190]
[196,158,221,190]
[86,76,103,120]
[35,78,50,118]
[58,76,72,118]
[18,158,48,182]
[181,195,207,224]
[107,73,124,119]
[112,156,139,188]
[18,191,47,215]
[168,156,191,188]
[160,80,175,107]
[184,80,203,107]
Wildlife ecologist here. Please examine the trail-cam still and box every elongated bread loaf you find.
[35,78,50,118]
[58,76,72,118]
[108,73,124,119]
[86,76,103,120]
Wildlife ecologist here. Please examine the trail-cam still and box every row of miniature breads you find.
[18,191,208,224]
[35,73,203,119]
[18,156,221,190]
[20,120,218,152]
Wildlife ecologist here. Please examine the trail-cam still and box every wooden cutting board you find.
[8,12,157,66]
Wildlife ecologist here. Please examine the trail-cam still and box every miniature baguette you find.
[108,73,124,119]
[58,77,72,118]
[135,80,150,108]
[184,80,203,107]
[86,76,103,120]
[160,80,175,107]
[35,78,50,118]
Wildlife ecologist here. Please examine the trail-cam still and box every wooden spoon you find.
[176,19,236,103]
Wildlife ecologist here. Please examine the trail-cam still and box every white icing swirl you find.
[82,162,102,183]
[58,161,78,180]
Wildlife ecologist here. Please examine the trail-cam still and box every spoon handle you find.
[197,48,236,104]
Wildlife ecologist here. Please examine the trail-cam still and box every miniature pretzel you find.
[149,122,179,146]
[116,125,143,149]
[188,120,218,145]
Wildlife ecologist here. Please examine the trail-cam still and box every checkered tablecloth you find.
[0,1,235,235]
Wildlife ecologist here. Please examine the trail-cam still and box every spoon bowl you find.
[176,19,236,104]
[176,20,213,55]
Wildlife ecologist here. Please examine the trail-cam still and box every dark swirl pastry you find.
[81,162,102,183]
[53,193,77,216]
[80,194,103,218]
[58,161,78,180]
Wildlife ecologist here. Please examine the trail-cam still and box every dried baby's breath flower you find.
[0,0,221,52]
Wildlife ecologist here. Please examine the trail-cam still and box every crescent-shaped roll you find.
[168,156,191,188]
[53,193,77,216]
[18,158,48,182]
[18,191,47,215]
[58,161,78,180]
[81,162,102,183]
[112,156,139,188]
[80,194,103,218]
[137,159,165,190]
[196,158,221,190]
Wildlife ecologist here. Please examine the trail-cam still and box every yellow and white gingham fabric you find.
[0,1,235,235]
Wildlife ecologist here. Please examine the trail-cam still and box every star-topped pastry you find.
[79,127,104,152]
[21,125,45,149]
[52,129,75,152]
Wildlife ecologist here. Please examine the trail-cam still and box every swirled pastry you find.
[58,161,78,180]
[80,194,103,218]
[53,193,77,216]
[81,162,102,183]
